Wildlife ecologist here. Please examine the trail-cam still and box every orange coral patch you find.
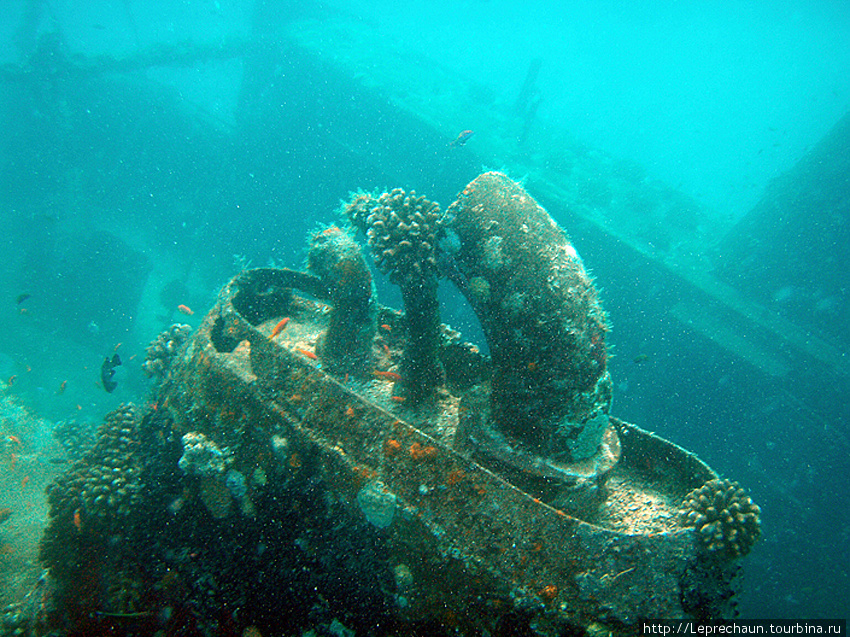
[409,442,437,461]
[288,452,302,469]
[446,469,465,486]
[539,584,558,602]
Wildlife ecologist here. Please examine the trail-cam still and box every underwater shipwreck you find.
[23,173,760,636]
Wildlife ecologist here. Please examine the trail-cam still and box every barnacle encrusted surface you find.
[142,323,192,379]
[363,189,444,285]
[307,224,376,374]
[679,478,761,558]
[447,172,612,467]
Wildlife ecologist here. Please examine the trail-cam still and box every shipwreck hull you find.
[157,268,736,634]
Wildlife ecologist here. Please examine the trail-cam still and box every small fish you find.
[177,304,194,316]
[380,323,392,332]
[21,475,29,488]
[94,610,152,618]
[449,129,474,147]
[269,317,290,339]
[296,347,318,360]
[0,508,11,524]
[16,293,31,305]
[7,375,16,386]
[633,354,649,364]
[373,370,401,382]
[8,435,21,445]
[101,353,122,393]
[48,457,69,465]
[57,380,67,395]
[73,509,82,531]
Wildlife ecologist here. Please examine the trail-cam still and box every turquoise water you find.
[0,0,847,628]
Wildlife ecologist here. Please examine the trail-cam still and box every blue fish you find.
[449,129,474,147]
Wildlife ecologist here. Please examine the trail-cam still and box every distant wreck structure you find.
[27,173,760,637]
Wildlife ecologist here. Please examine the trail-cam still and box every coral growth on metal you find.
[680,478,762,558]
[30,175,755,636]
[448,172,612,463]
[364,189,444,284]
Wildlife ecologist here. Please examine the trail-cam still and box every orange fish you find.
[57,380,67,394]
[296,348,318,360]
[269,317,290,339]
[7,375,16,386]
[390,396,406,403]
[373,370,401,382]
[380,323,392,332]
[177,304,194,316]
[73,509,82,531]
[7,435,21,445]
[21,476,29,488]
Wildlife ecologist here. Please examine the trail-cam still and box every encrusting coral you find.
[344,188,446,404]
[679,478,761,558]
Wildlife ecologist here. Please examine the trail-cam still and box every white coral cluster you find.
[178,431,230,477]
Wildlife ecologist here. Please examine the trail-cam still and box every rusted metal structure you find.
[19,175,756,636]
[155,263,737,634]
